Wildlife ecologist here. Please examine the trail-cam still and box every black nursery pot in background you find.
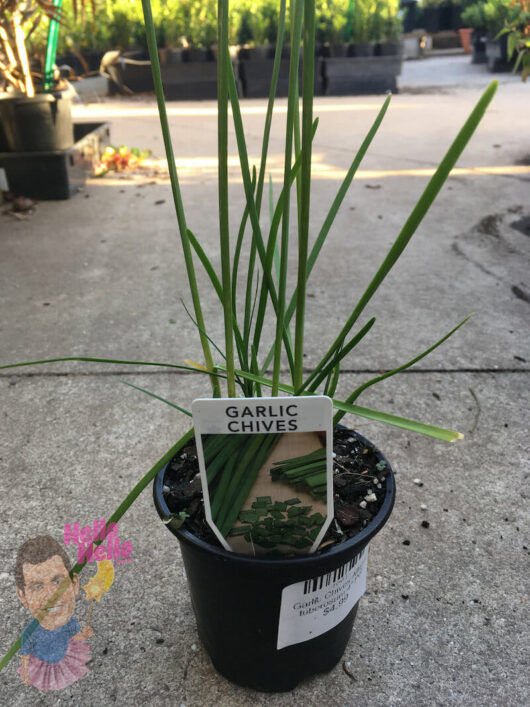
[0,92,73,152]
[153,430,395,692]
[471,32,487,64]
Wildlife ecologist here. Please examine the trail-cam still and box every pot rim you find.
[153,428,395,568]
[0,91,68,104]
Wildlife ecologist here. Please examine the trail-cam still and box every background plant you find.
[496,0,530,79]
[347,0,402,45]
[229,0,285,46]
[315,0,351,44]
[23,0,406,54]
[461,0,489,32]
[0,0,63,94]
[376,0,403,42]
[479,0,525,36]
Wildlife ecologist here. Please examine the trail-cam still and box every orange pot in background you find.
[459,28,473,54]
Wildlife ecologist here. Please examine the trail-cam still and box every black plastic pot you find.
[486,35,516,73]
[350,42,375,57]
[420,1,462,33]
[237,45,324,98]
[375,41,402,57]
[238,46,290,98]
[471,32,487,64]
[402,1,419,34]
[106,49,230,100]
[319,43,349,58]
[56,51,105,76]
[153,430,395,692]
[0,92,73,152]
[323,55,402,95]
[106,51,154,95]
[161,57,220,101]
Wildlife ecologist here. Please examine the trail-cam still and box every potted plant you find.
[234,0,298,98]
[0,0,498,693]
[419,0,461,33]
[374,0,404,55]
[477,0,525,70]
[159,0,242,100]
[98,0,159,95]
[54,1,113,77]
[102,0,233,100]
[18,0,110,79]
[161,0,219,99]
[349,0,378,55]
[321,0,403,94]
[0,0,110,198]
[494,0,530,77]
[461,0,489,62]
[0,0,74,152]
[459,25,474,53]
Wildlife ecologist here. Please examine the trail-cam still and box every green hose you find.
[43,0,63,91]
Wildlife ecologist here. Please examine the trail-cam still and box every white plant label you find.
[192,396,333,554]
[277,546,368,649]
[192,396,331,435]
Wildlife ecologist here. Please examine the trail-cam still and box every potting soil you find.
[162,427,389,556]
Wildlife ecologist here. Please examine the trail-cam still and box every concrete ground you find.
[399,54,522,90]
[0,56,528,705]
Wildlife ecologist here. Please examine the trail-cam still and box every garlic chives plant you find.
[217,0,236,398]
[294,0,317,392]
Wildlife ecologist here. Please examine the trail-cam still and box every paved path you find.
[400,54,522,90]
[0,56,528,706]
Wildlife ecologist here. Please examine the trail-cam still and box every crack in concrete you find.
[451,241,503,283]
[451,206,530,307]
[1,368,528,379]
[468,387,481,435]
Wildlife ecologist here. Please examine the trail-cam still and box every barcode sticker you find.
[277,546,368,649]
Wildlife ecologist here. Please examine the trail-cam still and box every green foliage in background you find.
[314,0,402,44]
[374,0,403,42]
[27,0,404,53]
[462,0,528,37]
[495,0,530,80]
[27,0,144,54]
[351,0,376,42]
[461,0,489,32]
[229,0,287,45]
